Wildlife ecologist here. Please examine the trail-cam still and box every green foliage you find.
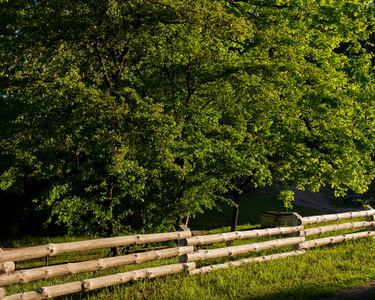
[1,0,375,235]
[278,190,295,211]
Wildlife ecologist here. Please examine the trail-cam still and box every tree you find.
[219,0,375,230]
[0,0,253,236]
[1,0,375,236]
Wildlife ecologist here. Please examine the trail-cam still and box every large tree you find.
[1,0,375,236]
[0,0,253,236]
[220,0,375,230]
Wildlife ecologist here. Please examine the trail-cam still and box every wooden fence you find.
[1,206,375,299]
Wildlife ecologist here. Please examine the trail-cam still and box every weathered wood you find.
[292,213,303,250]
[292,213,303,228]
[189,250,306,275]
[3,263,196,300]
[5,209,375,300]
[260,213,276,228]
[0,261,15,275]
[191,230,205,236]
[178,225,189,263]
[178,225,189,247]
[261,214,293,228]
[300,221,375,237]
[261,211,294,228]
[0,231,192,263]
[299,231,375,249]
[365,205,375,232]
[0,246,194,286]
[186,226,304,246]
[185,236,305,262]
[0,249,15,275]
[300,210,375,225]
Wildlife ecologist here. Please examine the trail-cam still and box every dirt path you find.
[291,187,359,213]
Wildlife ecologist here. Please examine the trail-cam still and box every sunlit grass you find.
[3,217,375,299]
[56,236,375,300]
[2,188,375,299]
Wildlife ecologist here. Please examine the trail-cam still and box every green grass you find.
[2,186,375,299]
[3,222,375,299]
[5,236,372,300]
[107,240,375,300]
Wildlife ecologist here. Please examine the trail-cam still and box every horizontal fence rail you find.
[0,231,192,263]
[1,207,375,299]
[0,246,194,286]
[300,209,375,225]
[299,231,375,249]
[185,236,305,262]
[300,221,375,237]
[4,263,196,300]
[189,250,306,275]
[186,226,304,246]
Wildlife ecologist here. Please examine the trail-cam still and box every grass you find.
[27,236,375,300]
[2,186,375,299]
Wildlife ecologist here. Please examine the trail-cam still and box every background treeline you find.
[1,0,375,238]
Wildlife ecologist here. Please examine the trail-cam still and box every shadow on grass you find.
[54,279,374,300]
[252,282,375,300]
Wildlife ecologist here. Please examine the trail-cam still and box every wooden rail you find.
[185,237,305,262]
[185,226,304,246]
[0,231,192,263]
[5,263,196,300]
[0,246,194,286]
[300,209,375,225]
[189,250,306,275]
[1,207,375,299]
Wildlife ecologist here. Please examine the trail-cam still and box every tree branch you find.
[185,59,193,107]
[240,172,255,190]
[115,42,130,83]
[94,40,112,89]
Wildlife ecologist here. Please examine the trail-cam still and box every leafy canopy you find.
[1,0,375,235]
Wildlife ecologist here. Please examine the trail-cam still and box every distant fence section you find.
[1,206,375,299]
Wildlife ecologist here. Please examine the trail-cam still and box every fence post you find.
[292,213,304,250]
[0,251,4,298]
[1,249,11,298]
[365,205,375,232]
[178,225,190,263]
[0,248,15,275]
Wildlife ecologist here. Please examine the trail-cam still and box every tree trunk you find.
[230,188,241,232]
[0,196,23,236]
[0,176,32,237]
[106,176,119,257]
[229,173,255,232]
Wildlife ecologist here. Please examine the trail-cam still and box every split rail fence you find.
[1,206,375,299]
